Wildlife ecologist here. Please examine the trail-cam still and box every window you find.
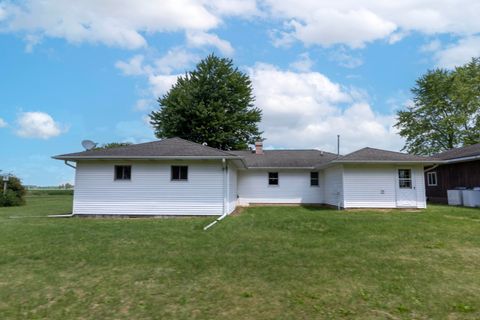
[171,166,188,181]
[310,172,319,186]
[427,171,437,186]
[268,172,278,185]
[398,169,412,189]
[115,165,131,180]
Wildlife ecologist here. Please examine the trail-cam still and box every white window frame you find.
[398,169,413,189]
[427,171,437,186]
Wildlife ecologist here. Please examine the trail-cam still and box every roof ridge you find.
[436,142,480,154]
[344,146,419,156]
[171,137,241,157]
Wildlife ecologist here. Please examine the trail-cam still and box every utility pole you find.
[1,170,9,195]
[337,134,340,156]
[3,175,8,195]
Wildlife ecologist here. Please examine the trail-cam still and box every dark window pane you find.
[399,180,412,189]
[310,172,319,186]
[269,172,278,179]
[398,169,411,179]
[171,166,179,180]
[180,166,188,180]
[427,172,437,186]
[115,166,122,180]
[115,165,131,180]
[175,166,179,179]
[172,166,188,180]
[124,166,131,180]
[268,172,278,185]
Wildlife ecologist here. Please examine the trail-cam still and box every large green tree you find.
[150,54,262,150]
[395,57,480,155]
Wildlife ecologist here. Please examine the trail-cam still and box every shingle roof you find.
[53,138,440,167]
[229,150,338,168]
[434,143,480,160]
[335,147,439,163]
[53,137,240,159]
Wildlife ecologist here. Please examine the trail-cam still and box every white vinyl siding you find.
[73,160,224,216]
[343,165,396,208]
[342,164,427,209]
[237,170,324,205]
[323,165,344,207]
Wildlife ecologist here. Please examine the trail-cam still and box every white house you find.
[53,138,440,216]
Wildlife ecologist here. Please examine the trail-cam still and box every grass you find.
[1,192,480,319]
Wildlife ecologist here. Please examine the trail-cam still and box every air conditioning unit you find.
[462,190,480,207]
[447,190,463,206]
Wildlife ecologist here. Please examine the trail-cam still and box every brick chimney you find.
[255,141,264,155]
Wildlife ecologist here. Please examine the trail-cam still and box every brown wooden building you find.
[425,143,480,203]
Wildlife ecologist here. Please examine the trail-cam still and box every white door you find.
[396,168,417,207]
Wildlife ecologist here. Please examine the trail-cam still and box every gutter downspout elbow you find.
[64,160,76,169]
[60,160,76,217]
[204,158,228,231]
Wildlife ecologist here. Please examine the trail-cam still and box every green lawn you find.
[1,193,480,319]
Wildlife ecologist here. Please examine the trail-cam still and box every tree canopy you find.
[0,175,26,207]
[395,57,480,155]
[95,142,133,149]
[149,54,262,150]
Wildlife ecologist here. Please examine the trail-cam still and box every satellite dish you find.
[81,140,97,150]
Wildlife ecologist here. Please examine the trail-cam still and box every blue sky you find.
[1,1,480,186]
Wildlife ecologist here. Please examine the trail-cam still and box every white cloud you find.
[0,0,254,50]
[249,63,403,153]
[208,0,258,16]
[0,117,7,127]
[154,48,199,74]
[148,74,179,97]
[115,55,148,76]
[290,52,314,72]
[186,31,234,55]
[116,49,197,103]
[0,3,6,21]
[420,39,442,53]
[288,9,396,48]
[433,37,480,68]
[15,111,65,139]
[329,48,363,68]
[265,1,480,48]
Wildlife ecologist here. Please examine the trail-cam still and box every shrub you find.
[0,189,25,206]
[0,176,26,207]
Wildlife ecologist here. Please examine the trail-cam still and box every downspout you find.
[204,158,228,230]
[52,160,76,218]
[424,164,440,172]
